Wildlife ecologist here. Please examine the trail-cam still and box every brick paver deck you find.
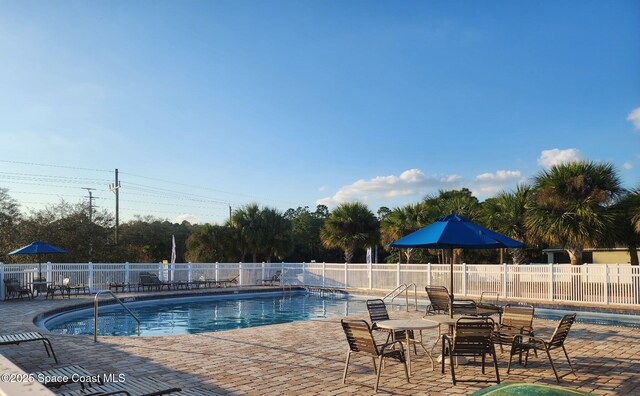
[0,288,638,395]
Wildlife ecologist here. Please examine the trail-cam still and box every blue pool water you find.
[41,291,640,336]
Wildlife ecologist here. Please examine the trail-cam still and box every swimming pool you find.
[40,291,640,336]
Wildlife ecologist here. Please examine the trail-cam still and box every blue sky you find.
[1,0,639,225]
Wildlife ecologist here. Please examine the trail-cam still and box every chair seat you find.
[30,365,98,388]
[57,377,181,396]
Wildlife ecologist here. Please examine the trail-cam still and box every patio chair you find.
[507,313,577,383]
[4,278,33,300]
[492,304,535,353]
[340,319,409,393]
[57,376,181,396]
[425,286,477,316]
[441,317,500,385]
[476,292,503,319]
[260,270,281,286]
[0,331,58,363]
[366,299,416,353]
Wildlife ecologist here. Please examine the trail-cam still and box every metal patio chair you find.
[340,319,409,393]
[507,313,577,383]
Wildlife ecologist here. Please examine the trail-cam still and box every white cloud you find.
[627,107,640,130]
[472,170,524,197]
[316,169,462,207]
[623,162,633,170]
[537,148,584,168]
[175,213,199,224]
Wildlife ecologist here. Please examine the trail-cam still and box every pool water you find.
[41,291,640,337]
[43,291,371,336]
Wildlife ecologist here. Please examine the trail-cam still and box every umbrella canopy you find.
[389,213,524,317]
[389,213,524,250]
[8,241,66,280]
[8,241,67,255]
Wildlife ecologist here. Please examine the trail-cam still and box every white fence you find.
[1,262,639,306]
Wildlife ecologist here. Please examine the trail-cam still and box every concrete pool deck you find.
[0,287,639,395]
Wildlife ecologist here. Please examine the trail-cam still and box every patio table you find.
[376,319,439,376]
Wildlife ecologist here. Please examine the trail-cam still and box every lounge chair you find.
[260,271,281,286]
[492,304,535,353]
[441,317,500,385]
[138,273,171,291]
[340,319,409,393]
[507,313,577,383]
[425,286,477,316]
[218,275,239,287]
[366,299,416,353]
[0,332,58,363]
[57,376,181,396]
[4,278,33,300]
[62,277,90,296]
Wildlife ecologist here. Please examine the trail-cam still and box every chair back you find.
[426,286,452,313]
[366,299,390,323]
[452,317,495,355]
[272,271,281,281]
[4,278,19,292]
[547,314,576,348]
[501,304,534,331]
[62,278,71,287]
[341,319,379,356]
[139,273,151,284]
[480,291,499,304]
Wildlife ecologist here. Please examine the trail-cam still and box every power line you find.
[0,159,111,173]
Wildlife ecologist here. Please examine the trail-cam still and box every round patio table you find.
[375,319,439,376]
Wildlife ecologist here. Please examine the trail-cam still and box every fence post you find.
[549,263,555,301]
[302,262,306,285]
[0,263,5,300]
[322,262,326,288]
[604,265,610,305]
[46,262,52,283]
[88,262,94,292]
[427,262,431,287]
[215,262,219,282]
[261,262,265,283]
[344,263,348,288]
[502,263,508,299]
[239,262,243,286]
[124,262,130,286]
[188,262,193,283]
[396,262,401,288]
[368,261,373,290]
[462,263,467,296]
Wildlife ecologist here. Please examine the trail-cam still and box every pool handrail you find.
[383,283,418,312]
[94,290,141,342]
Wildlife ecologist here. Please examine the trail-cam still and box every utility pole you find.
[229,204,232,222]
[109,168,121,244]
[83,188,96,262]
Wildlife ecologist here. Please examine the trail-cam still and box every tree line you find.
[1,160,639,265]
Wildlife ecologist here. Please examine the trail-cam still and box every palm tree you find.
[228,203,262,262]
[381,202,430,263]
[320,202,380,263]
[610,188,640,266]
[481,184,531,264]
[526,161,623,265]
[185,224,236,262]
[260,207,292,262]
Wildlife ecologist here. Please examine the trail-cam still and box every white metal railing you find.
[0,262,638,306]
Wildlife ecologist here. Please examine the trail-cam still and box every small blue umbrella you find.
[389,213,524,315]
[8,241,66,280]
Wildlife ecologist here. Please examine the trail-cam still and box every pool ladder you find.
[383,283,418,312]
[94,290,141,342]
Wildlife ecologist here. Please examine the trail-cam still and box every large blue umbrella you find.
[8,241,66,280]
[389,213,524,313]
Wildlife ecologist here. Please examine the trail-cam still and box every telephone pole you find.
[83,188,96,262]
[109,169,121,244]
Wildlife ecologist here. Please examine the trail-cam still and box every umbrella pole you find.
[450,248,454,318]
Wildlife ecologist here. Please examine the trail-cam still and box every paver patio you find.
[0,288,638,395]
